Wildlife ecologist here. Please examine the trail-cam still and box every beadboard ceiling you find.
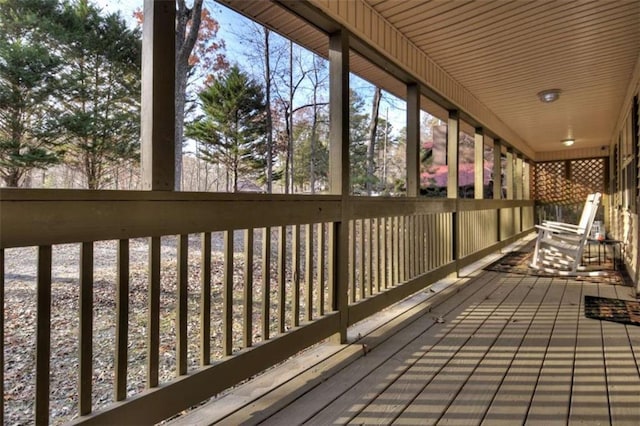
[223,0,640,156]
[363,0,640,154]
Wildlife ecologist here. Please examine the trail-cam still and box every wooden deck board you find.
[393,275,544,425]
[435,276,552,425]
[262,272,504,425]
[304,272,511,425]
[601,284,640,424]
[568,280,610,424]
[350,275,524,424]
[519,278,578,425]
[171,253,640,426]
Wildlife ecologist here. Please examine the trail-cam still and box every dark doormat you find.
[484,250,631,286]
[584,295,640,326]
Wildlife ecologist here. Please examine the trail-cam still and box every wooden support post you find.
[406,83,420,197]
[516,154,523,200]
[79,242,93,415]
[506,149,514,200]
[329,29,350,343]
[447,110,459,199]
[474,128,484,199]
[447,111,460,273]
[493,140,502,242]
[141,0,175,191]
[523,160,531,200]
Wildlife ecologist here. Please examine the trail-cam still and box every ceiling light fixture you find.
[537,89,561,103]
[562,139,575,147]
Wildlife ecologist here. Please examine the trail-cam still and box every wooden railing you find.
[0,189,534,424]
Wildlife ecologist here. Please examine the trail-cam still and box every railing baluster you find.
[115,239,129,400]
[177,234,188,375]
[148,237,160,388]
[292,225,300,328]
[389,218,394,286]
[36,245,52,425]
[278,226,286,333]
[244,228,254,348]
[0,249,3,425]
[349,221,355,303]
[200,233,211,365]
[223,230,233,356]
[372,218,379,293]
[317,223,325,316]
[393,217,399,286]
[398,216,404,283]
[262,228,271,340]
[79,242,93,415]
[405,216,410,280]
[327,224,335,311]
[305,224,313,321]
[427,215,433,271]
[420,214,425,274]
[409,216,415,279]
[358,220,365,300]
[367,218,373,296]
[380,217,386,290]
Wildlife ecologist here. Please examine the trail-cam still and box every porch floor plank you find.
[600,284,640,424]
[170,253,640,426]
[303,272,509,426]
[568,280,610,424]
[390,275,541,425]
[515,277,575,425]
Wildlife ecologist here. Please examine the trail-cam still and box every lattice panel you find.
[569,159,605,202]
[533,159,605,205]
[533,161,567,203]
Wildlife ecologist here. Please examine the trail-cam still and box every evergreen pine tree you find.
[186,65,266,192]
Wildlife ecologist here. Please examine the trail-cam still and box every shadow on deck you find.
[171,237,640,425]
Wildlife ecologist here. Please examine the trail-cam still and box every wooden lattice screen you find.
[532,158,606,223]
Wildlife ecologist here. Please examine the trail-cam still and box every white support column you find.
[141,0,175,191]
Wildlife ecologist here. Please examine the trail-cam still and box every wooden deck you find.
[172,250,640,426]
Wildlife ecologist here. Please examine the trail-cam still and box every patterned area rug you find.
[584,295,640,326]
[484,249,630,285]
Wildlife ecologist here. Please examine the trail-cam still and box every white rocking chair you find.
[530,192,602,275]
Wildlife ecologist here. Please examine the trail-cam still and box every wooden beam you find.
[406,83,420,197]
[474,128,484,199]
[506,149,514,200]
[329,29,350,343]
[447,110,459,199]
[493,139,502,200]
[515,154,523,199]
[141,0,175,190]
[328,30,350,196]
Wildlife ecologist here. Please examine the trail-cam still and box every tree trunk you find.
[264,28,273,193]
[175,0,204,191]
[288,40,294,194]
[310,84,318,194]
[366,87,382,195]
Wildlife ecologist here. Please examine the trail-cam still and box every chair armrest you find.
[542,220,580,230]
[536,223,583,235]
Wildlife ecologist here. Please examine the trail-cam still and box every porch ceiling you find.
[364,0,640,153]
[225,0,640,156]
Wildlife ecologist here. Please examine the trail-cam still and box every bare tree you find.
[366,87,382,195]
[175,0,204,190]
